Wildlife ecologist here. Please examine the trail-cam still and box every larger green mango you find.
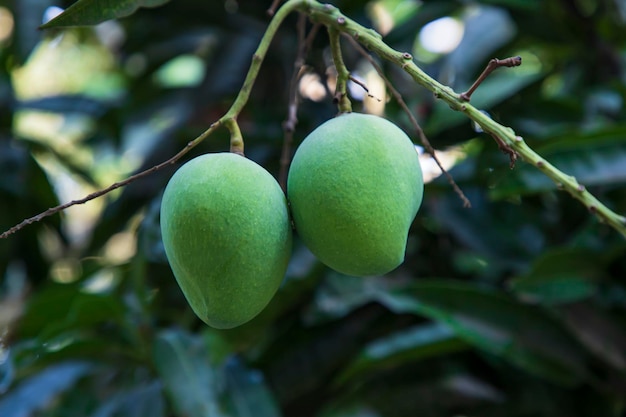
[160,153,292,329]
[287,113,423,276]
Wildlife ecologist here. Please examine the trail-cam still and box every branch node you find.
[489,132,519,169]
[402,52,412,60]
[337,16,346,25]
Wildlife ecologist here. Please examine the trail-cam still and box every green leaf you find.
[373,280,590,386]
[153,329,227,417]
[40,0,171,28]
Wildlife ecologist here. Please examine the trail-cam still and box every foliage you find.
[1,0,626,416]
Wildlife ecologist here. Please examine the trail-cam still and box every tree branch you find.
[295,0,626,237]
[0,121,223,239]
[1,0,303,239]
[4,0,625,240]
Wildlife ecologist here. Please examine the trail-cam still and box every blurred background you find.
[1,0,626,416]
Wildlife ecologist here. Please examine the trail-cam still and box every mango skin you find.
[160,153,292,329]
[287,113,423,276]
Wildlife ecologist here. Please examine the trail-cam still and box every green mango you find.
[287,113,423,276]
[160,153,292,329]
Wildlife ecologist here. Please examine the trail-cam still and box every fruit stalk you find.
[290,0,626,238]
[328,26,352,113]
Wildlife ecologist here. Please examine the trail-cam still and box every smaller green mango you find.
[287,113,423,276]
[160,153,292,329]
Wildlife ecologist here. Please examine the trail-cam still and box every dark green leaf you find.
[556,303,626,371]
[153,329,227,417]
[335,322,468,386]
[41,0,171,28]
[224,358,283,417]
[509,247,604,305]
[17,285,126,340]
[479,0,541,10]
[374,279,590,386]
[510,275,596,305]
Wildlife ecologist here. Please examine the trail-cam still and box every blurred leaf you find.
[446,5,517,81]
[509,247,603,305]
[374,279,590,386]
[427,187,545,268]
[17,285,126,340]
[318,404,382,417]
[556,303,626,371]
[0,350,14,394]
[224,358,283,417]
[510,275,596,305]
[479,0,541,10]
[153,329,227,417]
[92,382,165,417]
[0,361,93,417]
[335,322,468,386]
[304,273,384,324]
[41,0,172,28]
[17,95,115,117]
[262,304,386,406]
[0,141,60,281]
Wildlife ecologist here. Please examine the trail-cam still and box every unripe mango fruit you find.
[160,153,292,329]
[287,113,423,276]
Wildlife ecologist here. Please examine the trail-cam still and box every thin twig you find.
[267,0,283,16]
[458,55,522,166]
[0,121,223,239]
[2,0,305,239]
[345,35,471,208]
[279,16,319,190]
[459,56,522,101]
[348,75,381,101]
